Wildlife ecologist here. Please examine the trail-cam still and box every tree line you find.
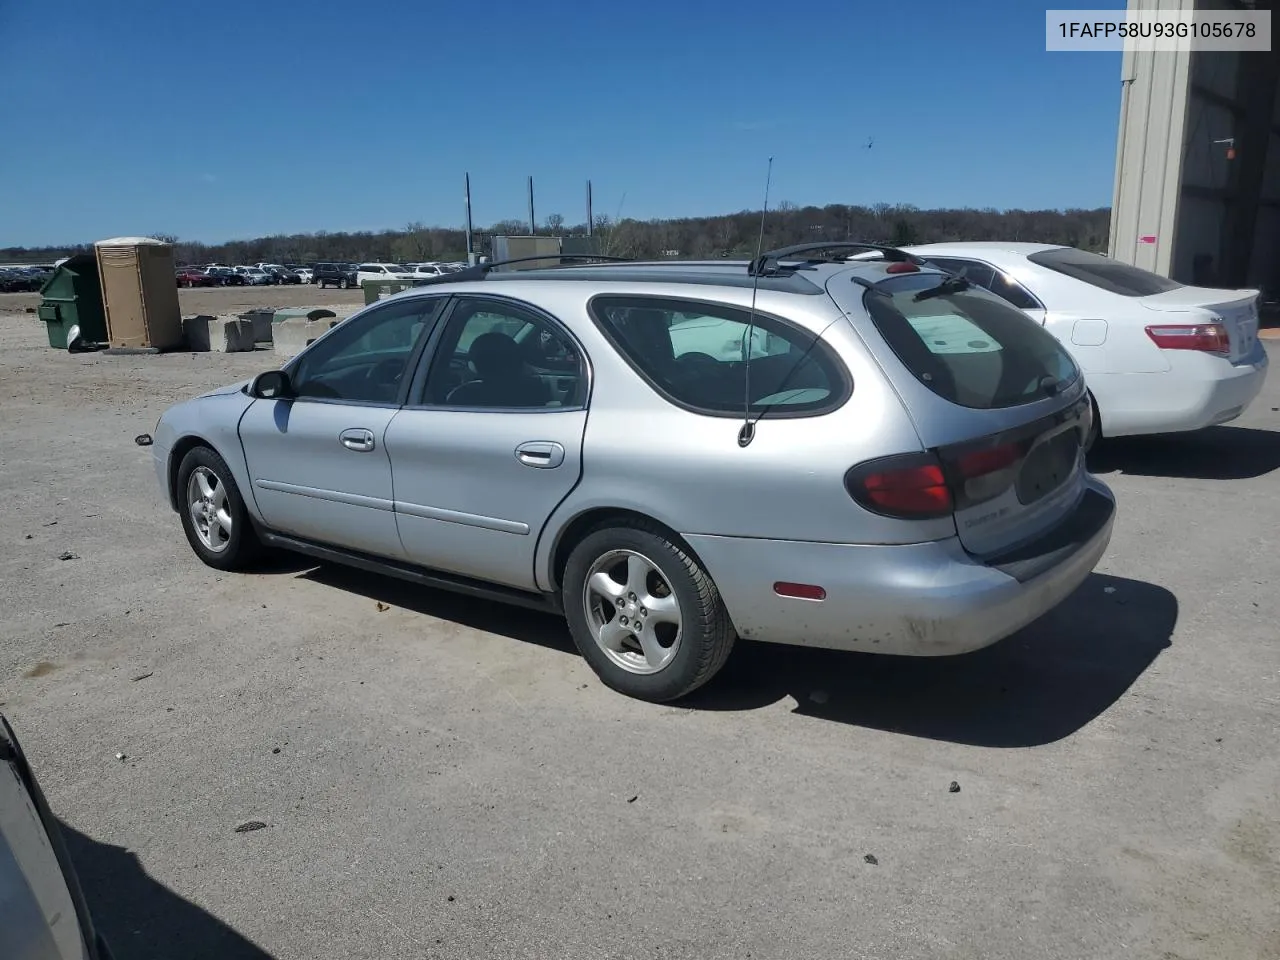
[2,203,1110,266]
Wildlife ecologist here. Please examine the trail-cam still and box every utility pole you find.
[464,173,475,265]
[528,176,536,235]
[586,180,594,238]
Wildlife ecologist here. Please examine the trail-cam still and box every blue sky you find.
[0,0,1125,247]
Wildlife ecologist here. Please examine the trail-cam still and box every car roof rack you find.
[415,253,634,285]
[747,241,924,277]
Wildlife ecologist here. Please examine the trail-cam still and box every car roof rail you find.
[414,253,635,285]
[747,241,924,277]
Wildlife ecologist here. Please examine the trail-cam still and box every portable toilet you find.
[94,236,183,350]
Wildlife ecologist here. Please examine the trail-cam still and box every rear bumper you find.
[686,478,1115,657]
[1093,344,1268,437]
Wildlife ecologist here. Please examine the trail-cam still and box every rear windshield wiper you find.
[912,275,970,302]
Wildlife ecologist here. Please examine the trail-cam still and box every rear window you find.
[589,296,850,417]
[1027,247,1183,297]
[863,274,1079,410]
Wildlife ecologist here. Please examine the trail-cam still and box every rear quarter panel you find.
[1024,265,1172,375]
[528,281,947,592]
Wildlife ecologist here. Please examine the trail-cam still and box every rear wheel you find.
[563,523,735,702]
[176,447,261,571]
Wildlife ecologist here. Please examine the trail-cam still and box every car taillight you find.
[845,453,953,519]
[1145,322,1230,354]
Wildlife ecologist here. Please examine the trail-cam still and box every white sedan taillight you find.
[1144,322,1230,355]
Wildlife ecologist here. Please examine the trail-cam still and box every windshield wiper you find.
[912,275,971,302]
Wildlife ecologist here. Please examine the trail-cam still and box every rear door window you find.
[589,296,850,416]
[927,258,1042,311]
[1027,247,1183,296]
[863,273,1078,410]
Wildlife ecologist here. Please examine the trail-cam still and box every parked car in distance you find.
[899,243,1269,442]
[356,263,416,287]
[294,267,314,284]
[1,713,116,960]
[144,244,1114,703]
[0,267,42,292]
[257,263,301,284]
[313,262,359,289]
[235,266,274,286]
[176,266,214,288]
[204,266,246,286]
[411,262,450,279]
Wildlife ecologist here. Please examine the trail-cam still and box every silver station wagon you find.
[147,244,1116,701]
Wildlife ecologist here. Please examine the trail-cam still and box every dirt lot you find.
[2,282,367,319]
[2,294,1279,960]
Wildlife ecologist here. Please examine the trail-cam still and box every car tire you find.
[1084,391,1101,453]
[562,522,736,702]
[338,278,348,290]
[176,446,261,572]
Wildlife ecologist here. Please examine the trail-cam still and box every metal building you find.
[1108,0,1278,299]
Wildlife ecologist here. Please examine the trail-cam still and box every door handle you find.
[515,441,565,468]
[339,428,375,453]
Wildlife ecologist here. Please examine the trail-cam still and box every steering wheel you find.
[365,357,405,387]
[675,351,720,369]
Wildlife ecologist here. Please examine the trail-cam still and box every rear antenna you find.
[738,157,773,448]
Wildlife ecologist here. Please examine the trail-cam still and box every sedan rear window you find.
[863,274,1079,410]
[1027,247,1183,297]
[589,296,850,417]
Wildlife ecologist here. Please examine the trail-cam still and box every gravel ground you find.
[1,298,1278,960]
[1,282,366,318]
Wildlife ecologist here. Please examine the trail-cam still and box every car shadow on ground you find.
[299,563,1173,748]
[299,564,578,656]
[1088,424,1280,479]
[684,573,1176,747]
[60,821,272,960]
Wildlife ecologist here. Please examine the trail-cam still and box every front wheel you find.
[563,523,735,702]
[176,447,261,571]
[1084,391,1101,453]
[338,278,348,290]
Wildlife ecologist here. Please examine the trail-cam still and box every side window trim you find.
[586,293,853,420]
[281,295,449,408]
[407,293,592,412]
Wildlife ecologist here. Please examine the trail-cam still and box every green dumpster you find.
[37,254,107,349]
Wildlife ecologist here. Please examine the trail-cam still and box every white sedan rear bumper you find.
[1093,342,1269,437]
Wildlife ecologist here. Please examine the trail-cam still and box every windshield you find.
[863,272,1079,410]
[1027,247,1183,297]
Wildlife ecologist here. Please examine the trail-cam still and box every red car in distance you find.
[175,266,215,288]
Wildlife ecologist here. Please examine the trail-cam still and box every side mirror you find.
[250,369,293,399]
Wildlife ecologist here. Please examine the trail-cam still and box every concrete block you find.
[184,315,255,353]
[239,308,275,343]
[182,315,215,352]
[273,317,337,360]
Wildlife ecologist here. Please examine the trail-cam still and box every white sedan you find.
[355,263,416,287]
[901,243,1269,442]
